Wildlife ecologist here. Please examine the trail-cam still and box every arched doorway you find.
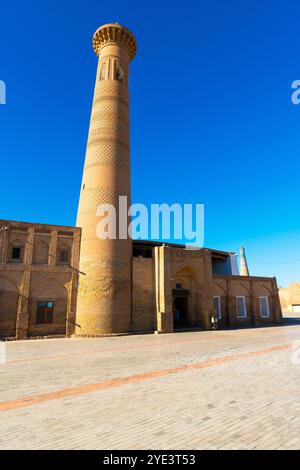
[172,265,196,330]
[173,286,189,329]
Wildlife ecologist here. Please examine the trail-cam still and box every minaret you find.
[76,23,137,335]
[239,246,249,276]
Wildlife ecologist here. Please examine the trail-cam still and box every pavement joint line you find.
[4,324,300,366]
[0,342,292,413]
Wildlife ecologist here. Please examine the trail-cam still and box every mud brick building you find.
[131,241,282,334]
[0,221,81,339]
[279,283,300,313]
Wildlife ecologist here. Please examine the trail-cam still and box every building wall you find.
[1,225,282,339]
[132,257,156,332]
[212,256,233,275]
[213,275,282,327]
[0,275,20,336]
[279,283,300,311]
[0,220,81,339]
[131,246,282,334]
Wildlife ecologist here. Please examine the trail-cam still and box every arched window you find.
[115,63,123,82]
[100,64,106,81]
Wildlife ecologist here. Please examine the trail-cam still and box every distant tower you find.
[240,246,249,276]
[76,24,137,335]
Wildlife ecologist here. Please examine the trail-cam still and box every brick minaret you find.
[76,24,137,335]
[239,246,249,276]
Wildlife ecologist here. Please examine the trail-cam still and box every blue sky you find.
[0,0,300,286]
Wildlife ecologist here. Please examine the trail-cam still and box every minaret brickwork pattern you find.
[76,24,137,335]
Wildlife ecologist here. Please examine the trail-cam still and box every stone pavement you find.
[1,320,300,449]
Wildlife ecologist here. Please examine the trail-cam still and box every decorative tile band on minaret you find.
[240,246,249,276]
[76,23,137,336]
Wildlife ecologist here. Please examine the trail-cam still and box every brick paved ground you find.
[1,315,300,450]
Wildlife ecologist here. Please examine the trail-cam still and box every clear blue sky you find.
[0,0,300,286]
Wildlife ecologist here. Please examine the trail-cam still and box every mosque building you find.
[0,24,282,339]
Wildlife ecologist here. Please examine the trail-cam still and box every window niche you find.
[236,296,247,319]
[259,296,270,318]
[9,241,24,263]
[57,244,71,265]
[115,62,124,82]
[100,63,106,81]
[36,301,54,324]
